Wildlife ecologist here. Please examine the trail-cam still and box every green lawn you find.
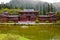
[0,24,60,40]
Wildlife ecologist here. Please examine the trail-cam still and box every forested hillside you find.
[0,0,56,14]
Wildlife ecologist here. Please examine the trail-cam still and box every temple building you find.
[0,9,58,23]
[19,9,39,22]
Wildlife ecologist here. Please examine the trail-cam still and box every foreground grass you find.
[0,24,60,40]
[0,34,29,40]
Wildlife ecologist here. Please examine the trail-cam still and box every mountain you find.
[53,2,60,12]
[5,0,57,14]
[6,0,48,10]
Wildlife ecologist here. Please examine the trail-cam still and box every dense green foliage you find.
[0,8,21,14]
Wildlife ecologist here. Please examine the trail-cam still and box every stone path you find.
[0,21,54,24]
[0,23,53,24]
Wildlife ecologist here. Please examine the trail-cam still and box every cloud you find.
[42,0,60,3]
[34,0,60,3]
[0,0,11,4]
[0,0,60,4]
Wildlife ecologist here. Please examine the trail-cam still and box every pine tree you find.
[0,4,2,9]
[43,4,47,15]
[47,4,50,12]
[47,3,56,12]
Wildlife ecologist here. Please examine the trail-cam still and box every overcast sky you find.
[0,0,60,4]
[0,0,11,4]
[34,0,60,3]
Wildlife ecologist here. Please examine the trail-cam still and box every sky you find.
[0,0,11,4]
[0,0,60,4]
[34,0,60,3]
[40,0,60,3]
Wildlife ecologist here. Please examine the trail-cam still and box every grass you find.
[0,24,60,40]
[0,34,29,40]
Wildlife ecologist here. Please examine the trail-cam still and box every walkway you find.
[0,22,54,24]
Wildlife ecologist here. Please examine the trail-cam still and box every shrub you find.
[56,20,60,24]
[45,20,49,23]
[8,21,14,23]
[0,8,21,14]
[35,19,40,23]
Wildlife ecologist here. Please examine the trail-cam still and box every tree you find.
[47,3,50,12]
[47,3,56,12]
[0,4,2,9]
[43,4,47,15]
